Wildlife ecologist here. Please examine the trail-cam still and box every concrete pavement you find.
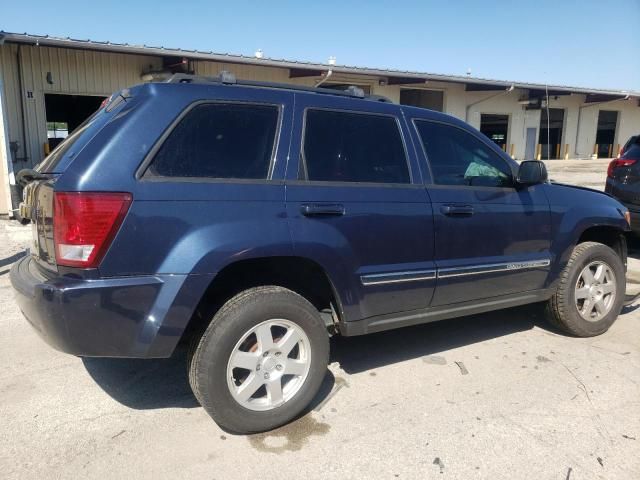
[543,159,611,191]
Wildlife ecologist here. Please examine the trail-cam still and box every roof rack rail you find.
[164,72,393,103]
[344,85,365,98]
[167,71,237,85]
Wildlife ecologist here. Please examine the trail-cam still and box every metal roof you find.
[1,31,638,98]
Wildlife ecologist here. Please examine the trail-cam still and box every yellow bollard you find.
[564,144,569,160]
[536,144,541,160]
[509,144,515,158]
[555,144,561,159]
[44,142,50,156]
[593,144,598,158]
[608,144,613,158]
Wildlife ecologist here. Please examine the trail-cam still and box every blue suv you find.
[11,73,631,433]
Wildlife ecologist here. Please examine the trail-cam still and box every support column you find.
[0,77,15,217]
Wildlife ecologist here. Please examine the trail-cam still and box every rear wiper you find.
[16,168,50,187]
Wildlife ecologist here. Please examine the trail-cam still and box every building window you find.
[46,122,69,139]
[400,89,444,112]
[480,114,509,150]
[595,110,619,159]
[539,108,565,159]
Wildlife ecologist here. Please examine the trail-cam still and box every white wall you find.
[574,98,640,157]
[465,88,523,157]
[617,100,640,150]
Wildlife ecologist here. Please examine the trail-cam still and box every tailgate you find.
[608,179,640,207]
[20,179,58,271]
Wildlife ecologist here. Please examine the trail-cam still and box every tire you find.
[188,286,329,433]
[547,241,625,337]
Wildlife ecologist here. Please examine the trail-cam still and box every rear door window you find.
[414,120,513,187]
[302,109,410,184]
[145,103,279,179]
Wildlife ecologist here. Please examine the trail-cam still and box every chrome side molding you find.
[437,259,550,279]
[360,269,436,286]
[361,259,550,286]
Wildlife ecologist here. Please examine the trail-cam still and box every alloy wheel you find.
[574,260,617,322]
[226,319,311,411]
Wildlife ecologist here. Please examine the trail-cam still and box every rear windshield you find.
[622,141,640,160]
[36,108,106,173]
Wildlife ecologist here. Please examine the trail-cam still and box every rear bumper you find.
[605,178,640,232]
[626,207,640,233]
[10,256,212,358]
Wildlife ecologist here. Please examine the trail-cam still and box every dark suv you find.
[606,135,640,232]
[11,74,631,433]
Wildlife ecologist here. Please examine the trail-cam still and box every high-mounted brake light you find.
[607,158,637,178]
[54,192,132,268]
[100,94,113,109]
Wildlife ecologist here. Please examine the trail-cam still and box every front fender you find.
[543,184,628,287]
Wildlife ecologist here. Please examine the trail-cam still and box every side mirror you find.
[517,160,548,186]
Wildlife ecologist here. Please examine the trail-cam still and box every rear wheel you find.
[188,286,329,433]
[547,241,625,337]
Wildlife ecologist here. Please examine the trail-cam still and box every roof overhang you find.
[1,31,637,99]
[584,93,630,103]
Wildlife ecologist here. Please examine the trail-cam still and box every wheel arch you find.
[576,225,627,266]
[547,221,628,291]
[182,255,345,342]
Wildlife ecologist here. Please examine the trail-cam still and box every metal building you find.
[1,31,639,216]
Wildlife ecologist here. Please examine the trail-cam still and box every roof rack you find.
[168,72,237,85]
[165,72,393,103]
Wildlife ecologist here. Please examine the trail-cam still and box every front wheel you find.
[547,241,625,337]
[188,286,329,433]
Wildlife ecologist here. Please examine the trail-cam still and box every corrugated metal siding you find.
[1,45,396,172]
[0,44,162,168]
[195,60,382,91]
[0,44,24,165]
[194,60,291,83]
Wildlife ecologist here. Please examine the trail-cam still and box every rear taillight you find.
[607,158,637,178]
[53,192,132,268]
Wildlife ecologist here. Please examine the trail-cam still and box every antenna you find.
[545,78,550,160]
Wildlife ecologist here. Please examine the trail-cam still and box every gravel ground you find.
[1,161,639,480]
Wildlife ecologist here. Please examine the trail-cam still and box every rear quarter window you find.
[145,103,279,179]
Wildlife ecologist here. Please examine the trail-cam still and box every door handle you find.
[441,204,474,217]
[301,203,345,217]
